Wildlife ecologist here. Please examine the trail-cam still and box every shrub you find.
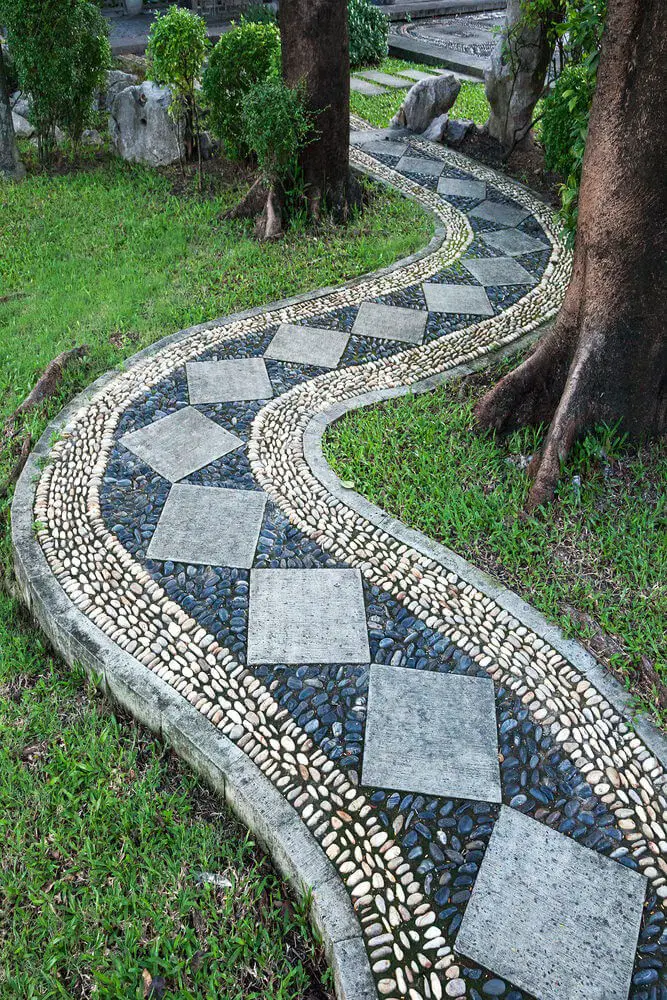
[2,0,111,161]
[348,0,388,69]
[146,5,209,159]
[241,76,312,194]
[541,63,593,177]
[201,20,280,160]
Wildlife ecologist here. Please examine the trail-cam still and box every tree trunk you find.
[476,0,667,510]
[485,0,563,152]
[0,44,25,182]
[279,0,357,218]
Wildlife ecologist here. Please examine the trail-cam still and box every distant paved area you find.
[389,10,506,77]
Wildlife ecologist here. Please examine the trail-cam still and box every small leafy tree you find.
[146,5,209,172]
[347,0,389,69]
[201,19,280,161]
[2,0,110,163]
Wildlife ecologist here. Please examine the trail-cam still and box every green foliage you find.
[348,0,389,70]
[241,2,278,24]
[201,20,280,160]
[541,62,594,232]
[2,0,111,160]
[1,42,19,94]
[241,77,312,191]
[146,5,209,101]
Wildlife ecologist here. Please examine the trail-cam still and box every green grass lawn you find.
[0,147,432,996]
[325,357,667,726]
[350,57,490,129]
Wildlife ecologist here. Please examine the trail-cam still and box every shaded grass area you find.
[325,357,667,726]
[0,596,330,998]
[350,57,490,129]
[0,149,433,994]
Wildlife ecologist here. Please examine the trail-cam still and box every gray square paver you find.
[360,139,410,160]
[350,77,386,95]
[464,256,537,287]
[265,324,350,369]
[186,358,272,405]
[455,807,647,1000]
[351,301,427,344]
[470,199,531,227]
[423,282,494,316]
[396,154,445,179]
[482,227,549,256]
[398,69,441,82]
[120,407,244,482]
[147,484,266,568]
[361,664,502,803]
[247,569,370,665]
[437,176,487,201]
[358,70,411,89]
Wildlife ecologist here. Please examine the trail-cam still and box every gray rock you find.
[11,91,31,119]
[12,112,34,139]
[100,69,139,112]
[81,129,104,147]
[391,73,461,134]
[109,81,183,167]
[445,117,474,146]
[421,113,449,142]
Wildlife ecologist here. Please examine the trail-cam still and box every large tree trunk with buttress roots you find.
[485,0,563,151]
[0,44,25,181]
[476,0,667,509]
[279,0,358,220]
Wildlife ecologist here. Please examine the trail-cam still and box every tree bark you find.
[0,44,25,182]
[279,0,358,218]
[485,0,563,152]
[476,0,667,509]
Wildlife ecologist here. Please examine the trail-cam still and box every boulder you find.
[81,128,104,147]
[391,73,461,134]
[445,117,474,147]
[12,112,34,139]
[100,69,139,111]
[11,91,31,119]
[421,113,449,142]
[109,81,183,167]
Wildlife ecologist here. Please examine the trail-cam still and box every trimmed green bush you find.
[2,0,111,161]
[242,76,311,193]
[202,19,280,160]
[146,5,209,158]
[348,0,389,69]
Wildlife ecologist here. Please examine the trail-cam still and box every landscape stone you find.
[350,78,386,96]
[361,664,502,802]
[247,569,370,665]
[265,324,350,369]
[100,69,139,111]
[186,358,272,405]
[444,117,474,146]
[421,113,449,142]
[423,282,494,315]
[120,407,243,482]
[147,484,267,569]
[351,301,427,344]
[391,73,461,133]
[12,112,34,139]
[109,81,183,167]
[455,807,647,1000]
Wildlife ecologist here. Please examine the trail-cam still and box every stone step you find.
[381,0,506,21]
[388,35,489,79]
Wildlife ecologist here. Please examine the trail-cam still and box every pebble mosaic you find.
[29,124,666,1000]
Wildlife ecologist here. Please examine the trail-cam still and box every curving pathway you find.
[12,120,667,1000]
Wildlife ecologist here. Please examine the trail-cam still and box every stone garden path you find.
[13,121,667,1000]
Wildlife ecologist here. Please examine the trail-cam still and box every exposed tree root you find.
[224,178,269,222]
[0,434,32,502]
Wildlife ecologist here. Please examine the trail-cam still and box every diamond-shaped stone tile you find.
[469,199,530,227]
[265,324,350,369]
[247,569,370,665]
[396,154,445,179]
[463,256,537,287]
[437,176,487,201]
[120,407,243,482]
[456,807,647,1000]
[423,282,494,316]
[147,484,266,568]
[361,664,502,803]
[186,358,272,404]
[351,301,427,344]
[360,139,410,159]
[482,227,549,256]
